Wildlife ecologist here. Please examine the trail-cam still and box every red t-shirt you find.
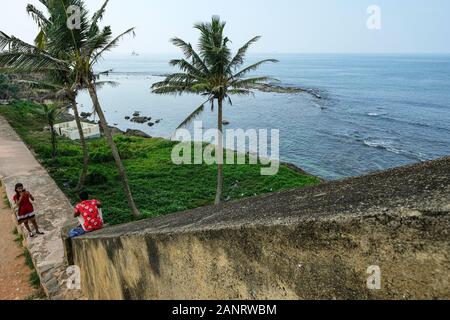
[74,200,103,232]
[13,193,34,217]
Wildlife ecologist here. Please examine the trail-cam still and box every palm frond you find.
[152,84,200,95]
[90,0,110,29]
[227,89,255,96]
[0,31,38,52]
[34,30,47,49]
[26,4,50,28]
[176,101,209,130]
[169,59,206,79]
[227,36,261,72]
[0,52,69,73]
[171,37,209,75]
[231,59,279,80]
[90,27,135,64]
[230,76,278,89]
[13,79,62,90]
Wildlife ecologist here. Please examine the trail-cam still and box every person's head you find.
[15,183,24,195]
[79,191,89,201]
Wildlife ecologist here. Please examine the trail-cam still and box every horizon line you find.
[108,51,450,55]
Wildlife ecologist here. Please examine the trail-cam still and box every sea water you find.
[77,53,450,180]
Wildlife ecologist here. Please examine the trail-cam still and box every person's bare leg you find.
[29,218,43,234]
[23,220,34,237]
[23,220,31,233]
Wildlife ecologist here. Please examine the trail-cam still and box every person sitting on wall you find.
[68,191,104,238]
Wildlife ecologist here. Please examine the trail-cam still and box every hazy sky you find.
[1,0,450,54]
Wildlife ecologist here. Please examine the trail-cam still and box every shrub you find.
[0,74,18,100]
[86,169,109,185]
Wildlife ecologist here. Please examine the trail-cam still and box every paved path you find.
[0,186,37,300]
[0,115,83,299]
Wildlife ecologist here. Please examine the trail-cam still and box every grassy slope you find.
[0,101,321,225]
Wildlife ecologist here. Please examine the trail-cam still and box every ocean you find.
[76,53,450,180]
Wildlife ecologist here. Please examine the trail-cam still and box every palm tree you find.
[26,1,90,191]
[42,103,63,160]
[0,28,88,191]
[0,0,141,216]
[45,0,141,216]
[152,16,278,204]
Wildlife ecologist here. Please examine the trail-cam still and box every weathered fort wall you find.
[70,157,450,300]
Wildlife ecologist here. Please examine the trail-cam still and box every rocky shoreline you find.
[252,83,323,99]
[154,74,323,98]
[56,103,322,180]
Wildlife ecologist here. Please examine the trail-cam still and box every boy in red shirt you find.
[69,191,104,238]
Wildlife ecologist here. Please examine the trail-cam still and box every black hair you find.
[79,191,89,201]
[14,183,24,198]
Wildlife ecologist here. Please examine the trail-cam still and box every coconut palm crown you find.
[152,16,279,204]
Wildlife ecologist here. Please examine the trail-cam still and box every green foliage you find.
[0,74,18,99]
[22,249,41,289]
[3,195,11,208]
[86,169,109,185]
[29,271,41,289]
[0,101,321,225]
[12,229,42,290]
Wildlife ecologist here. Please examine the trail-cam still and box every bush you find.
[0,74,18,100]
[90,148,114,163]
[86,169,109,185]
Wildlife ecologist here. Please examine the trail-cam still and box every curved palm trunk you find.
[50,124,57,160]
[215,97,224,205]
[70,96,89,191]
[86,81,141,217]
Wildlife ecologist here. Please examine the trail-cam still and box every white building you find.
[54,120,101,140]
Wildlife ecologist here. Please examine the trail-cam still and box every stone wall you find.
[71,158,450,300]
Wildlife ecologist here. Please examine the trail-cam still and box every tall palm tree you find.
[26,1,91,191]
[0,0,141,216]
[152,16,278,204]
[1,28,88,191]
[42,0,141,217]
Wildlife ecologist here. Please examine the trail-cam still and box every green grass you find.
[12,230,42,291]
[3,195,11,208]
[0,100,321,225]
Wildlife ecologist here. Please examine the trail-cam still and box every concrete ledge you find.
[72,157,450,300]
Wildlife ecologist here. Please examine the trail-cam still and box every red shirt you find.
[13,193,34,217]
[74,200,103,232]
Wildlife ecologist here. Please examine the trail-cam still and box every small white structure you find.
[54,120,101,140]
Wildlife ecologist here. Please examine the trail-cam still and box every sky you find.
[1,0,450,54]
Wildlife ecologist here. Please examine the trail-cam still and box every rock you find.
[148,122,155,127]
[125,129,151,138]
[252,83,322,99]
[125,116,130,120]
[131,116,150,124]
[133,111,141,117]
[155,119,162,124]
[80,112,92,118]
[57,112,75,122]
[109,126,124,136]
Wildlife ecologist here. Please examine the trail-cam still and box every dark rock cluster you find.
[125,111,162,127]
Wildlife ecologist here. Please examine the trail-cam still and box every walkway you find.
[0,115,83,300]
